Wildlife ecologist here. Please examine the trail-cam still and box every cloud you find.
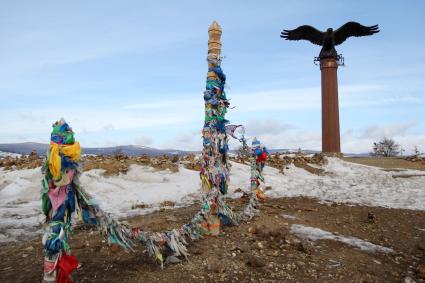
[230,122,424,155]
[123,98,201,111]
[395,136,425,154]
[0,107,198,135]
[245,119,294,136]
[361,122,416,139]
[256,131,322,151]
[134,135,153,146]
[102,124,114,131]
[342,134,425,155]
[228,83,424,114]
[341,123,423,154]
[162,131,200,151]
[0,11,200,79]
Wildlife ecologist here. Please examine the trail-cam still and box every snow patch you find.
[290,224,394,253]
[262,158,425,210]
[79,164,202,218]
[281,214,299,220]
[1,157,425,243]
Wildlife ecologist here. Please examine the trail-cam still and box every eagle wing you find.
[280,25,323,46]
[334,22,379,45]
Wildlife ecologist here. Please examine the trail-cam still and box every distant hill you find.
[0,142,370,157]
[84,145,195,156]
[0,143,49,155]
[0,143,196,157]
[266,149,320,154]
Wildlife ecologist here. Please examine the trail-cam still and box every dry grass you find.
[343,157,425,171]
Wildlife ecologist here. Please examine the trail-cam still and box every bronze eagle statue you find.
[280,21,379,59]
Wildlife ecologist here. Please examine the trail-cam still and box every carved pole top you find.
[208,21,222,33]
[207,21,222,70]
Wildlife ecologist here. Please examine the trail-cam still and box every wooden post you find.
[207,21,222,76]
[200,21,225,236]
[320,57,341,153]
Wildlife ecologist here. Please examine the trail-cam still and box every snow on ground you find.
[0,157,424,243]
[258,158,425,211]
[0,165,202,243]
[79,165,201,218]
[280,214,299,220]
[290,224,394,253]
[0,167,43,243]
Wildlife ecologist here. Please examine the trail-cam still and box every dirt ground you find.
[1,155,424,282]
[343,157,425,172]
[1,196,424,283]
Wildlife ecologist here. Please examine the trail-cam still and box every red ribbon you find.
[57,254,78,283]
[257,152,268,163]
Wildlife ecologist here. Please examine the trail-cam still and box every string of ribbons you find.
[41,54,269,282]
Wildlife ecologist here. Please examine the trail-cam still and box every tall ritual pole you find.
[199,21,228,235]
[320,57,340,153]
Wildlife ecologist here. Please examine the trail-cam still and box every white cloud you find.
[134,135,153,146]
[0,13,200,80]
[161,132,200,151]
[245,119,293,136]
[123,98,202,111]
[361,122,416,139]
[230,121,424,155]
[2,104,423,154]
[120,83,421,124]
[1,81,424,151]
[102,124,114,131]
[0,107,200,136]
[228,83,424,113]
[252,131,322,151]
[342,123,424,154]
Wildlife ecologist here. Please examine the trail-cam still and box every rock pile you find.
[0,150,44,170]
[83,155,129,175]
[0,151,333,176]
[180,154,202,171]
[83,154,180,175]
[405,155,425,163]
[0,151,184,175]
[149,155,179,172]
[266,153,327,175]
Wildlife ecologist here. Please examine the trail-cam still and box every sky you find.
[0,0,424,154]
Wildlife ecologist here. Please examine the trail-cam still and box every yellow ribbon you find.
[49,141,81,180]
[200,174,212,192]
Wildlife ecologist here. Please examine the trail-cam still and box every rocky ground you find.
[0,151,44,170]
[0,196,424,283]
[1,154,425,282]
[0,153,195,175]
[260,153,327,175]
[2,151,424,175]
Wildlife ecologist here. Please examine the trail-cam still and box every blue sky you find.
[0,0,424,153]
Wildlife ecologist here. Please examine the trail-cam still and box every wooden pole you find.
[200,21,225,236]
[207,21,222,76]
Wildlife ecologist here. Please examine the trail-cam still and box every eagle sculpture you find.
[281,21,379,59]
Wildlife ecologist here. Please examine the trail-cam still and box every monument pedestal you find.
[320,57,341,153]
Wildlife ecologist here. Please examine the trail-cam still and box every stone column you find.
[320,57,341,153]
